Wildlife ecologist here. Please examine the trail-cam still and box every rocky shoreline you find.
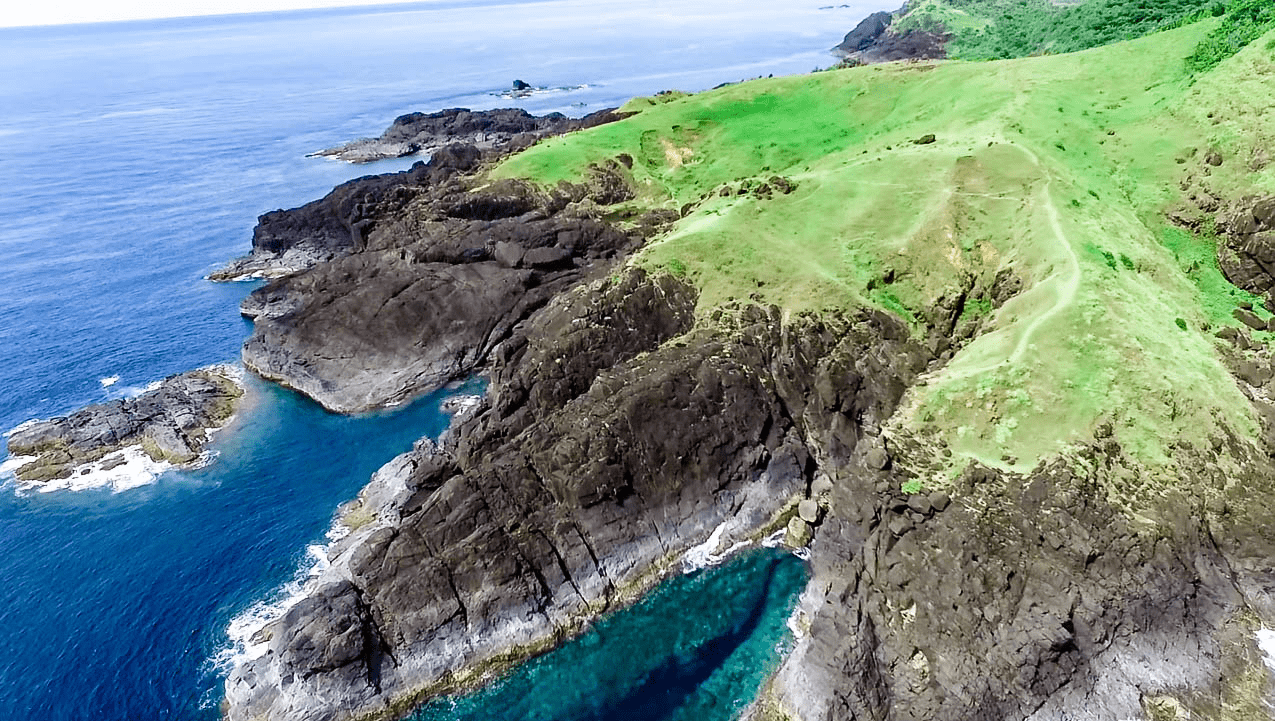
[310,107,622,164]
[201,72,1275,719]
[831,9,949,65]
[3,365,244,489]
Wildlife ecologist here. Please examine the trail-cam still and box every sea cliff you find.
[215,15,1275,721]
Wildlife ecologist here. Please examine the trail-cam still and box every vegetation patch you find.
[1186,0,1275,73]
[495,19,1275,491]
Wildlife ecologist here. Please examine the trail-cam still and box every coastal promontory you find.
[220,8,1275,721]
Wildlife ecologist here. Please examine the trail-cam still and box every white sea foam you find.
[761,527,811,560]
[0,454,37,480]
[92,107,179,121]
[99,375,120,388]
[760,528,788,548]
[3,419,40,439]
[9,445,174,494]
[682,521,751,574]
[217,543,333,670]
[1257,628,1275,672]
[440,394,481,415]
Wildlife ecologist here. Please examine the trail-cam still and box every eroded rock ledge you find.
[233,162,655,412]
[210,109,625,283]
[5,366,243,483]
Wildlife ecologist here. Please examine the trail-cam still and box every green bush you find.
[946,0,1228,60]
[1185,0,1275,72]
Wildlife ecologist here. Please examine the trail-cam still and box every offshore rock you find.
[5,366,242,482]
[223,281,934,721]
[311,107,622,164]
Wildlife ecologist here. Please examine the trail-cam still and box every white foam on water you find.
[682,521,752,574]
[90,107,180,122]
[99,375,120,388]
[1257,628,1275,672]
[0,454,37,480]
[761,527,811,560]
[761,528,788,548]
[440,394,481,415]
[3,419,40,438]
[217,544,333,670]
[10,445,174,494]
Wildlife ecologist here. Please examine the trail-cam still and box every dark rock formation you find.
[234,155,649,412]
[832,7,950,65]
[769,439,1275,721]
[832,11,949,65]
[1218,196,1275,304]
[209,145,486,281]
[311,107,621,164]
[5,367,242,482]
[224,275,936,721]
[211,109,624,282]
[834,10,894,55]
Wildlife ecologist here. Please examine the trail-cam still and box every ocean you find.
[0,1,870,718]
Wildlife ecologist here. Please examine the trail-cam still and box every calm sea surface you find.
[0,2,867,717]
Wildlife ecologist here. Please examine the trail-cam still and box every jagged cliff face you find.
[220,23,1275,721]
[224,260,938,719]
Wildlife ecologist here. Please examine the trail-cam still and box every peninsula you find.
[9,2,1273,720]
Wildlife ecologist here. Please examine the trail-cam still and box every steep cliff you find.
[223,17,1275,721]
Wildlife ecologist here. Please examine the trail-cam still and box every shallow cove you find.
[410,549,808,721]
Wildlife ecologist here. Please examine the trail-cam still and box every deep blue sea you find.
[0,2,870,718]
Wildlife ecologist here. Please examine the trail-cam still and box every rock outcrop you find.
[5,366,243,482]
[766,439,1275,721]
[1218,196,1275,304]
[211,109,624,282]
[233,153,651,412]
[311,107,621,164]
[832,10,950,65]
[224,274,937,721]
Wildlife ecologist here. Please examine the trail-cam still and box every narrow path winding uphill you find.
[933,142,1082,382]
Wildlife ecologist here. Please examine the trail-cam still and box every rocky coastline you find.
[831,9,950,65]
[3,365,244,487]
[204,73,1275,719]
[310,107,622,164]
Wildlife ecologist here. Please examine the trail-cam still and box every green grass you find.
[1159,223,1267,325]
[493,21,1275,504]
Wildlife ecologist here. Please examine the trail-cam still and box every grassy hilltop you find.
[492,18,1275,510]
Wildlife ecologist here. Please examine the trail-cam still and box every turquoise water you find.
[412,550,807,721]
[0,2,852,718]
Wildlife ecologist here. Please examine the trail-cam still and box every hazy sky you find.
[0,0,439,28]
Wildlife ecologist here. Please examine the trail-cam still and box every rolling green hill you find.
[493,19,1275,510]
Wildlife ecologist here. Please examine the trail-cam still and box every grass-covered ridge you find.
[492,21,1275,505]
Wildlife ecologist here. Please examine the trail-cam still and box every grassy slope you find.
[493,23,1275,508]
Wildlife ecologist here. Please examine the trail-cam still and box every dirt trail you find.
[933,143,1081,381]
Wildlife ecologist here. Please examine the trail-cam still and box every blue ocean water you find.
[0,2,861,718]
